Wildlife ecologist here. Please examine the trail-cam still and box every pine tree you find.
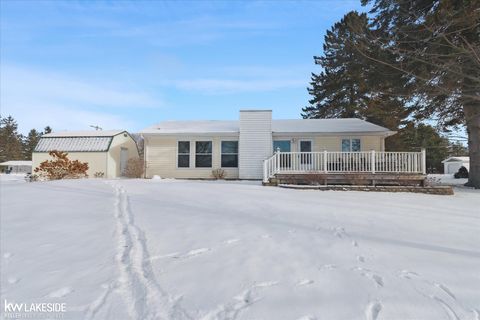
[302,11,411,136]
[23,129,41,160]
[0,116,24,162]
[359,0,480,187]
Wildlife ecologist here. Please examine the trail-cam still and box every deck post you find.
[323,150,328,173]
[371,150,376,174]
[263,159,267,183]
[421,148,426,175]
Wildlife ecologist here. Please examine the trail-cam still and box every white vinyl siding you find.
[238,110,272,179]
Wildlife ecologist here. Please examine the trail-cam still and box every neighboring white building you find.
[0,161,32,174]
[141,110,397,180]
[32,130,139,178]
[442,156,470,174]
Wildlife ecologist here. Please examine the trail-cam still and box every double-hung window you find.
[221,141,238,167]
[177,141,190,168]
[195,141,212,168]
[341,138,361,152]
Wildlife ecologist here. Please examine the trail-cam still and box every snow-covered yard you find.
[1,176,479,320]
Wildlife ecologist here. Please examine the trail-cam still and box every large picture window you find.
[177,141,190,168]
[195,141,212,168]
[221,141,238,167]
[341,138,361,152]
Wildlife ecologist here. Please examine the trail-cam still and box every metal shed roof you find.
[34,137,113,152]
[0,161,32,166]
[42,130,125,137]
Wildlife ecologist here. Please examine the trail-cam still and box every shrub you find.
[124,158,144,178]
[94,172,105,178]
[34,151,89,180]
[454,166,469,179]
[212,168,226,179]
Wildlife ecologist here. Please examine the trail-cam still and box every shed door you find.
[120,147,128,176]
[447,162,462,174]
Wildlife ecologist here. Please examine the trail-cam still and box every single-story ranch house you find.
[32,130,139,178]
[141,110,427,184]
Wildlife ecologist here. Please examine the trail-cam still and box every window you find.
[177,141,190,168]
[221,141,238,167]
[273,140,291,152]
[342,138,361,152]
[195,141,212,167]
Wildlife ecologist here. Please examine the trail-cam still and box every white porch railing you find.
[263,149,426,183]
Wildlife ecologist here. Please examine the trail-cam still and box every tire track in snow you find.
[97,184,192,320]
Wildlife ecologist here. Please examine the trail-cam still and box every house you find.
[0,161,32,174]
[32,130,139,178]
[442,156,469,174]
[141,110,427,185]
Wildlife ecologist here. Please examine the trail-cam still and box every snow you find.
[1,178,479,319]
[141,118,393,135]
[428,174,469,186]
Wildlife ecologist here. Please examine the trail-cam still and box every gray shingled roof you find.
[34,137,113,152]
[141,118,394,135]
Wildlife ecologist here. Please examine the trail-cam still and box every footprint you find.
[399,270,419,279]
[261,234,271,239]
[183,248,210,258]
[352,240,359,247]
[253,281,278,288]
[297,279,314,286]
[357,255,365,263]
[353,267,383,287]
[3,252,13,259]
[7,277,19,284]
[149,252,180,261]
[296,316,317,320]
[48,287,73,298]
[224,239,240,245]
[472,309,479,320]
[319,264,337,270]
[365,301,382,320]
[333,227,347,239]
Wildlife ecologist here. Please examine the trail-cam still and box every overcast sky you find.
[1,0,366,134]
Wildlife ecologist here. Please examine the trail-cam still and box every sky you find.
[0,0,367,134]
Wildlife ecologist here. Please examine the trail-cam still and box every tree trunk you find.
[464,104,480,189]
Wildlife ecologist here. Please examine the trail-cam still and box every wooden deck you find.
[265,172,426,186]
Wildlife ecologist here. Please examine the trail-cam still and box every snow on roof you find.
[0,161,32,166]
[34,137,113,152]
[141,118,393,135]
[42,130,125,137]
[442,156,470,163]
[271,119,391,133]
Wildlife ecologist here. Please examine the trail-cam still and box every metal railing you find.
[263,150,426,183]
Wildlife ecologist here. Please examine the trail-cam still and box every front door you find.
[120,147,128,176]
[299,140,312,165]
